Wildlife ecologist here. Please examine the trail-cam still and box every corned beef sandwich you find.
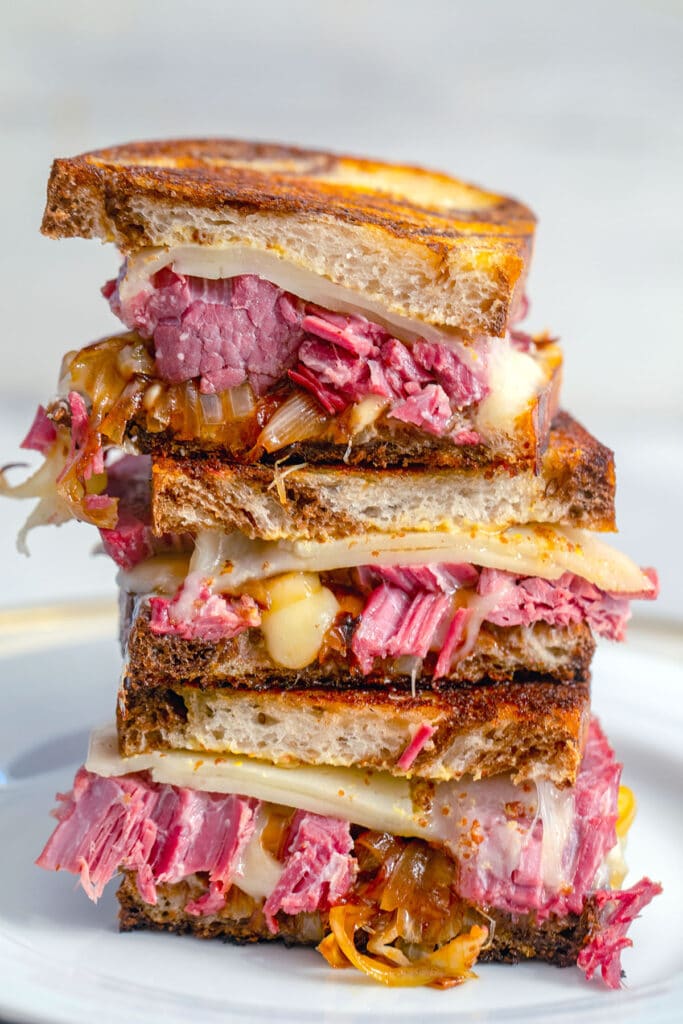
[2,140,660,993]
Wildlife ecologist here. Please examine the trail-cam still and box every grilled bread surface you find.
[150,412,616,541]
[117,871,597,968]
[117,675,590,786]
[42,139,535,336]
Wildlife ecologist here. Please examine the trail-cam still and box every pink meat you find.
[98,455,188,570]
[454,719,623,918]
[433,608,471,679]
[577,877,662,988]
[396,723,437,772]
[20,405,57,454]
[149,583,260,643]
[351,584,412,673]
[350,562,656,674]
[388,383,453,435]
[355,563,479,596]
[262,811,356,932]
[38,772,356,924]
[109,269,305,396]
[384,591,451,660]
[37,768,258,911]
[478,568,657,641]
[106,269,491,437]
[412,340,488,407]
[98,455,154,570]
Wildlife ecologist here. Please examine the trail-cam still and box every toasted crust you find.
[123,596,595,692]
[41,139,535,336]
[117,676,590,786]
[116,871,597,968]
[151,411,616,541]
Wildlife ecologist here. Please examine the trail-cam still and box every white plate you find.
[0,607,681,1024]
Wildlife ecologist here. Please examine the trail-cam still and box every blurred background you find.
[1,0,681,619]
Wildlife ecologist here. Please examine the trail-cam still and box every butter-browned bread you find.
[150,411,616,541]
[122,595,595,693]
[116,871,597,969]
[117,675,590,786]
[41,139,535,338]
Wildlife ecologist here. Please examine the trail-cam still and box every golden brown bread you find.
[150,411,616,541]
[41,139,535,337]
[122,594,595,692]
[117,676,590,786]
[116,871,598,968]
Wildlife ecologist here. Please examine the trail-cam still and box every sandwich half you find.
[37,720,661,989]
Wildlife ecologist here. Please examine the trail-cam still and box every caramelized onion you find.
[257,391,328,453]
[320,906,486,988]
[224,383,256,420]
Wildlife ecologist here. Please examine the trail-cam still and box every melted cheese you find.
[475,344,545,435]
[87,725,574,891]
[119,245,475,352]
[233,807,284,900]
[119,523,653,601]
[199,524,653,596]
[259,572,340,668]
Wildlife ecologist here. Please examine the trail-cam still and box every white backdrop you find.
[1,0,681,612]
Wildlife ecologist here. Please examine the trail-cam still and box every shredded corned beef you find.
[577,877,663,988]
[98,455,188,570]
[36,771,356,925]
[350,563,658,676]
[149,575,260,643]
[36,720,658,980]
[351,584,412,673]
[454,719,621,919]
[478,568,641,642]
[20,405,57,454]
[36,768,257,908]
[105,269,491,437]
[262,811,356,932]
[396,723,437,772]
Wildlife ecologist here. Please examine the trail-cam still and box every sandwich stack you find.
[3,141,661,991]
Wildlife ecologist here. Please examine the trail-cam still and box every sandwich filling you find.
[44,254,560,463]
[37,719,660,989]
[116,512,656,676]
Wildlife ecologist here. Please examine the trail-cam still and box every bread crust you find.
[41,139,535,337]
[150,411,616,540]
[122,596,596,692]
[116,871,597,968]
[117,676,590,785]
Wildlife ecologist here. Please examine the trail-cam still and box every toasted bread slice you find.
[117,871,598,969]
[122,595,595,692]
[42,139,535,337]
[150,411,615,541]
[117,676,590,786]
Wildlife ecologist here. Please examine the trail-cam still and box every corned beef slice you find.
[20,405,56,454]
[98,455,154,570]
[149,577,261,643]
[106,270,490,434]
[454,719,622,920]
[36,772,356,922]
[262,811,356,932]
[578,877,663,988]
[350,564,656,675]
